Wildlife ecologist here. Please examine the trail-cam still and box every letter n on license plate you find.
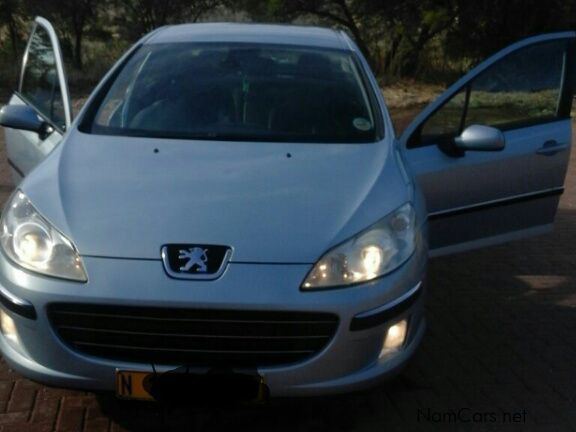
[116,370,154,401]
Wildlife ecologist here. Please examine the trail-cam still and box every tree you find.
[23,0,104,70]
[0,0,23,62]
[447,0,576,62]
[7,0,576,82]
[363,0,458,77]
[116,0,224,38]
[236,0,459,77]
[236,0,377,65]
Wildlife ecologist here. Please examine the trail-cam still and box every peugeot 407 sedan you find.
[0,19,573,401]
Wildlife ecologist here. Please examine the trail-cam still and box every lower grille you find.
[48,304,339,367]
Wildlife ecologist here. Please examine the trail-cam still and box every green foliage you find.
[113,0,224,38]
[446,0,576,61]
[0,0,575,95]
[21,0,106,69]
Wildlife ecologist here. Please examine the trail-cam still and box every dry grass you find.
[382,80,444,109]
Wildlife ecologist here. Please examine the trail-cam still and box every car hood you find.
[22,130,410,263]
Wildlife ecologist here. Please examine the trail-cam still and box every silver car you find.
[0,18,573,401]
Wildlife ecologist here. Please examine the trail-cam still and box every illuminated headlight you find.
[0,191,87,281]
[301,203,416,289]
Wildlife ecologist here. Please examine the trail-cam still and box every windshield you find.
[87,43,379,143]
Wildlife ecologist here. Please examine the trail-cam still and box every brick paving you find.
[0,119,574,431]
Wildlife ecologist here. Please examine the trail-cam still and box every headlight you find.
[0,191,87,281]
[302,203,416,289]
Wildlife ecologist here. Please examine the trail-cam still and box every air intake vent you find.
[48,304,339,367]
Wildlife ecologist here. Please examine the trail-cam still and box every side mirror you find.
[0,105,54,139]
[454,125,505,152]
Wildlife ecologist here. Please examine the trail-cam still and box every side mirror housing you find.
[0,105,53,139]
[454,125,505,152]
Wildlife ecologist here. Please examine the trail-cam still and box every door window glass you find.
[465,41,565,128]
[420,88,466,143]
[20,25,65,129]
[416,40,567,147]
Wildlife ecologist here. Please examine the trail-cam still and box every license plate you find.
[116,370,155,401]
[115,370,268,403]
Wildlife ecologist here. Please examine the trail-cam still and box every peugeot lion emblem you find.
[161,244,232,280]
[178,247,208,272]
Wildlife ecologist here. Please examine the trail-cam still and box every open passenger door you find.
[0,17,71,183]
[401,33,576,256]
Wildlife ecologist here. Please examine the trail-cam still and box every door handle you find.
[536,140,568,156]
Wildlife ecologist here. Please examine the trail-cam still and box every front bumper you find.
[0,249,426,397]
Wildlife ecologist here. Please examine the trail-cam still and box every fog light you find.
[379,319,408,358]
[0,309,19,346]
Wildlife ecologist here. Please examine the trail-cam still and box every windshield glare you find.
[89,43,378,143]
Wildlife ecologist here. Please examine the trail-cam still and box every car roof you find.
[146,23,351,51]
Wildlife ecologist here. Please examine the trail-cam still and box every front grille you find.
[48,304,339,367]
